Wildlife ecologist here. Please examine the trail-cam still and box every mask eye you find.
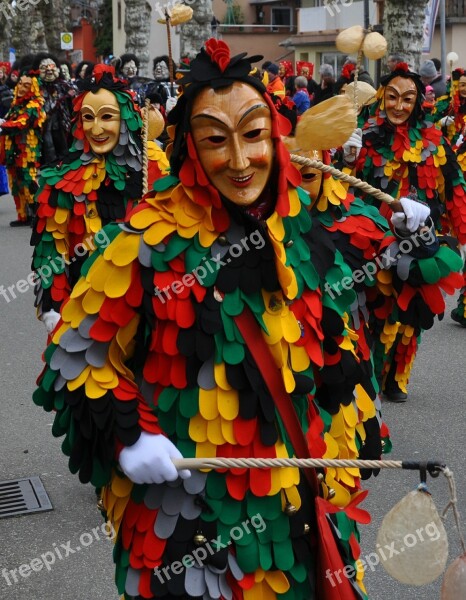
[302,172,317,181]
[244,129,262,140]
[207,135,226,144]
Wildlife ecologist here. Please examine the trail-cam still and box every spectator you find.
[430,57,447,98]
[420,60,446,98]
[386,53,405,72]
[292,75,310,114]
[335,57,374,94]
[313,63,335,105]
[423,85,436,113]
[266,63,285,98]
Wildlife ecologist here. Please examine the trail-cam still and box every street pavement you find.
[0,195,464,600]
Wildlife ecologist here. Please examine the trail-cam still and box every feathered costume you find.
[0,71,46,224]
[31,65,169,319]
[347,63,466,394]
[430,68,466,326]
[33,42,464,600]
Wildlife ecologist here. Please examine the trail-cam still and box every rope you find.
[289,154,396,205]
[173,457,420,470]
[142,98,150,196]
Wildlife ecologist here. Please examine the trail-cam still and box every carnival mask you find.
[122,60,137,78]
[190,81,273,207]
[0,67,7,84]
[458,75,466,99]
[384,76,417,126]
[154,60,169,81]
[80,88,121,154]
[299,150,323,201]
[60,64,71,81]
[16,76,33,98]
[39,59,60,83]
[301,67,310,79]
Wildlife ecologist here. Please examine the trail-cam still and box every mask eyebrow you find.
[191,114,227,126]
[238,103,269,124]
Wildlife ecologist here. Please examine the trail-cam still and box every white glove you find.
[119,432,191,484]
[391,197,430,234]
[165,96,177,114]
[439,116,454,127]
[342,128,362,163]
[42,309,61,334]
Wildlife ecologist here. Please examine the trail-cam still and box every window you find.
[271,7,292,30]
[321,52,346,76]
[299,52,309,61]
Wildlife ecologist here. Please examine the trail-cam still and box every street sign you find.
[60,32,73,50]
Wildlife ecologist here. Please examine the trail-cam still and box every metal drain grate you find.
[0,477,52,518]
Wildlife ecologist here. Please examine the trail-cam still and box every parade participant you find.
[144,55,178,112]
[342,62,466,399]
[33,39,463,600]
[31,64,168,334]
[0,61,13,196]
[74,60,95,90]
[33,52,75,165]
[0,66,45,225]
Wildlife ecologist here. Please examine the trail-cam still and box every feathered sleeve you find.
[32,223,162,488]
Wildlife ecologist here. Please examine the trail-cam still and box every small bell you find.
[284,502,298,516]
[303,523,310,534]
[327,488,336,499]
[285,239,294,248]
[193,532,207,546]
[317,472,324,482]
[217,235,228,246]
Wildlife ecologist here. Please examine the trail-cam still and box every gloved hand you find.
[342,128,362,164]
[390,197,431,234]
[165,96,177,114]
[119,432,191,484]
[439,115,454,127]
[42,309,61,334]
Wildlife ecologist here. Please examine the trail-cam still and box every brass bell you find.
[317,472,324,482]
[303,523,310,534]
[92,172,99,179]
[381,440,386,448]
[96,498,105,511]
[284,239,294,248]
[217,235,228,246]
[327,488,336,499]
[284,501,298,516]
[193,532,207,546]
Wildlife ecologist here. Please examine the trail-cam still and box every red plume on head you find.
[395,62,409,73]
[342,63,356,80]
[0,61,11,75]
[93,64,117,82]
[204,38,231,73]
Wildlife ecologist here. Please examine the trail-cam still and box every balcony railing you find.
[298,1,379,34]
[445,0,466,18]
[218,24,297,34]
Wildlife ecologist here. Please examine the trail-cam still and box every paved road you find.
[0,196,464,600]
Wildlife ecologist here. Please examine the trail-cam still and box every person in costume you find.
[31,64,169,334]
[33,52,76,166]
[341,62,466,397]
[0,66,46,226]
[32,40,463,600]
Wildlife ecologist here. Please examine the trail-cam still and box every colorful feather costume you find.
[31,65,169,319]
[431,68,466,326]
[33,42,464,599]
[0,71,46,224]
[346,64,466,394]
